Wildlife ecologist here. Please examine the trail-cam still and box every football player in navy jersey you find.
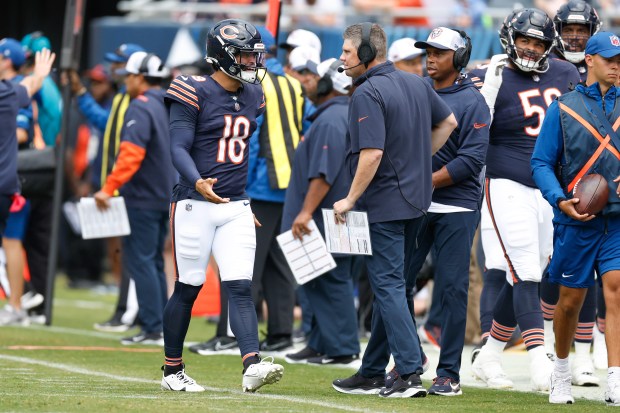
[469,8,581,391]
[161,19,284,393]
[537,0,604,386]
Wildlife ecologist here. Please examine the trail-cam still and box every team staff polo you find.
[165,75,266,202]
[101,89,175,211]
[347,61,452,223]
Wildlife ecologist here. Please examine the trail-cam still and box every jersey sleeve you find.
[468,68,486,90]
[165,76,200,115]
[307,122,348,186]
[121,100,152,148]
[257,89,266,117]
[350,90,386,151]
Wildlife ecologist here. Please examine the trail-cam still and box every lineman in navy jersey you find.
[469,8,581,391]
[161,19,283,393]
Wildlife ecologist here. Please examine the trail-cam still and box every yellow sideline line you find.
[0,354,371,412]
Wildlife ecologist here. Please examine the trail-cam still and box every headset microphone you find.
[337,61,364,73]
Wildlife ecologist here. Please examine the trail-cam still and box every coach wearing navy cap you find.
[532,31,620,405]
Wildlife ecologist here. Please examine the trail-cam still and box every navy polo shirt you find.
[348,62,452,223]
[0,81,30,195]
[282,96,351,235]
[120,89,176,211]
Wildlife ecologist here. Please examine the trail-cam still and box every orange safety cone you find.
[191,262,220,317]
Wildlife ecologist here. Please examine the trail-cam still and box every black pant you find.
[0,194,11,247]
[250,200,295,338]
[23,197,52,299]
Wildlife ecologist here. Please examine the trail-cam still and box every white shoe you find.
[571,354,600,386]
[20,291,44,311]
[549,371,574,404]
[592,326,607,370]
[606,381,620,406]
[242,356,284,392]
[0,304,29,326]
[471,345,513,389]
[531,355,553,392]
[161,368,205,392]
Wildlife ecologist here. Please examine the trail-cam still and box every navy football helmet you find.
[554,0,601,64]
[206,19,266,84]
[499,8,557,73]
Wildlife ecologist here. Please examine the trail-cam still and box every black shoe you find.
[259,336,293,352]
[428,376,462,396]
[307,354,359,366]
[284,346,322,364]
[94,317,133,333]
[385,368,399,389]
[332,372,385,395]
[121,331,164,345]
[189,336,238,355]
[378,374,427,398]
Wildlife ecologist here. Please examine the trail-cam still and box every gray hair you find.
[343,23,387,62]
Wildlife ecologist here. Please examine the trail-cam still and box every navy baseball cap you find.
[105,43,145,63]
[0,38,26,68]
[585,32,620,58]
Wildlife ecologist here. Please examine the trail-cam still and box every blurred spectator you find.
[388,37,425,76]
[352,0,430,26]
[452,0,488,27]
[534,0,569,17]
[290,0,345,27]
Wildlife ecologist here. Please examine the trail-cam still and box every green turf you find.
[0,276,611,412]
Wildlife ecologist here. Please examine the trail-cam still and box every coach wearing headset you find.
[332,22,457,398]
[404,28,490,396]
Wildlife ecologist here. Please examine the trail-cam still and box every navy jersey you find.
[469,58,580,187]
[550,52,588,82]
[165,75,266,201]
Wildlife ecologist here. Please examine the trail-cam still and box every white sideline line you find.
[0,354,370,412]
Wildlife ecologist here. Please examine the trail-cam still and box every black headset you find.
[316,60,343,97]
[452,29,472,72]
[358,22,377,67]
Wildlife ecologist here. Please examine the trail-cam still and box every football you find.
[572,173,609,215]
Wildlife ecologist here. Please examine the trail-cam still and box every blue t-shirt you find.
[469,58,580,188]
[281,96,351,235]
[0,81,30,195]
[166,75,265,202]
[120,89,176,211]
[348,62,452,223]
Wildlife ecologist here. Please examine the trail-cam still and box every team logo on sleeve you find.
[192,75,206,82]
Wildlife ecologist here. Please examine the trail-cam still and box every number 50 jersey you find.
[469,58,580,188]
[165,75,266,201]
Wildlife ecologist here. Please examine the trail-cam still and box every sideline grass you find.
[0,277,611,412]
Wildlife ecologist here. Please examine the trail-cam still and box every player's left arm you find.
[434,95,490,189]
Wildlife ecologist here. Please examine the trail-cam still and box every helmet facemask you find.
[507,31,554,72]
[225,45,267,84]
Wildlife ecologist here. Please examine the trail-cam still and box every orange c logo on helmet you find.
[220,25,240,40]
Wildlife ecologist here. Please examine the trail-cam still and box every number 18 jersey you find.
[469,58,580,187]
[165,75,266,201]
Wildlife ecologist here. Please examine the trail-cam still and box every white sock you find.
[528,346,549,364]
[609,366,620,385]
[555,357,570,375]
[485,336,507,354]
[574,341,591,357]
